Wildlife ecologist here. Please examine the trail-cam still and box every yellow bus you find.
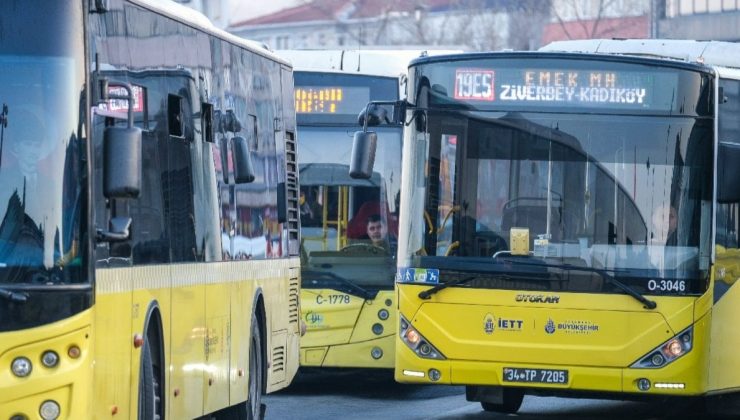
[350,41,740,414]
[1,1,301,419]
[279,48,461,370]
[276,49,410,369]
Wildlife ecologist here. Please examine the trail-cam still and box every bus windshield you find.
[400,58,714,296]
[299,125,402,290]
[0,4,86,288]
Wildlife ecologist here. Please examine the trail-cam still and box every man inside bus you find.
[346,213,391,254]
[365,214,388,248]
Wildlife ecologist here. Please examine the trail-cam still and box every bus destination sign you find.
[452,67,668,110]
[295,86,370,115]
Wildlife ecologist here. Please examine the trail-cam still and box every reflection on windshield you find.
[404,110,712,291]
[298,126,402,288]
[0,56,84,284]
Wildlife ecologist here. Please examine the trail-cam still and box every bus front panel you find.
[395,54,716,399]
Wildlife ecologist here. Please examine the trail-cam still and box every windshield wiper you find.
[418,276,477,299]
[0,287,28,303]
[500,259,657,310]
[418,273,526,299]
[302,270,379,300]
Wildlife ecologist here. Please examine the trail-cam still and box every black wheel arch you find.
[141,300,165,416]
[251,288,267,393]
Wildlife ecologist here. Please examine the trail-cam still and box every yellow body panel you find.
[3,258,300,419]
[708,247,740,393]
[396,279,714,397]
[300,289,396,368]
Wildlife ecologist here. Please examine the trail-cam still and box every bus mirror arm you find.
[96,216,132,242]
[356,100,406,127]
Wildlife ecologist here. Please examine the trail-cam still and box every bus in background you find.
[1,1,300,418]
[350,41,740,414]
[276,49,418,369]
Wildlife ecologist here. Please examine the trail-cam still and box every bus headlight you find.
[631,326,693,368]
[41,350,60,368]
[11,356,32,377]
[399,315,445,360]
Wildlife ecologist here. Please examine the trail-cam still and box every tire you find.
[138,339,162,420]
[241,312,264,420]
[480,388,524,414]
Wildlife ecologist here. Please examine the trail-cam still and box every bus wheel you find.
[138,339,162,420]
[480,388,524,414]
[241,312,264,420]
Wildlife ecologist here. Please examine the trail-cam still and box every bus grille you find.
[272,345,286,374]
[288,276,300,324]
[285,131,300,256]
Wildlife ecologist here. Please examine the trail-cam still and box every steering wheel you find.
[340,243,386,254]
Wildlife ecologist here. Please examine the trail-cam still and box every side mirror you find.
[718,141,740,203]
[232,136,255,184]
[104,126,142,198]
[349,131,377,179]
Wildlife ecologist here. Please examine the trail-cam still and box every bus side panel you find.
[93,270,133,418]
[224,260,299,403]
[169,265,206,418]
[203,264,232,412]
[264,261,296,391]
[285,266,301,385]
[228,263,256,406]
[249,260,298,393]
[708,258,740,392]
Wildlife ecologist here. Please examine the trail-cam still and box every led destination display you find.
[295,86,370,115]
[446,64,681,112]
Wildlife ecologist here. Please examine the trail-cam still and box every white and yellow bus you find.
[1,1,301,419]
[276,49,410,369]
[350,40,740,414]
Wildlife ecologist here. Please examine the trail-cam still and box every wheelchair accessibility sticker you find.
[397,268,440,284]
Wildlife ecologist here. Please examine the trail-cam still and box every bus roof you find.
[541,39,740,77]
[276,49,463,77]
[406,50,714,77]
[131,0,290,66]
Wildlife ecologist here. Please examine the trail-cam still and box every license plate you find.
[503,367,568,384]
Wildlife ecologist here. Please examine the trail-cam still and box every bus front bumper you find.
[0,310,92,419]
[394,337,707,397]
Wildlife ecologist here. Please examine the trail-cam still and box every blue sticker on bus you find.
[397,268,440,284]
